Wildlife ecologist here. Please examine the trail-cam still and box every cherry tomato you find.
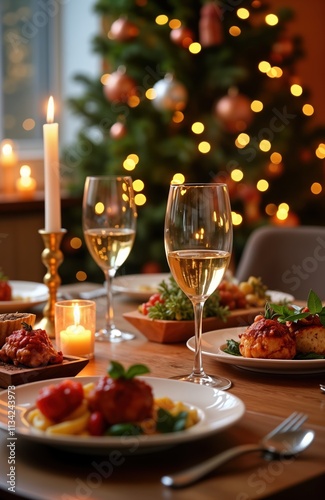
[36,379,84,421]
[88,411,106,436]
[148,293,164,306]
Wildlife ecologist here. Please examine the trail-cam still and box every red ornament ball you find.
[215,93,253,133]
[170,27,194,48]
[104,70,137,103]
[110,122,126,139]
[109,18,139,41]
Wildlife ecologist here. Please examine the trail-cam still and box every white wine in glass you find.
[83,176,137,342]
[164,183,233,389]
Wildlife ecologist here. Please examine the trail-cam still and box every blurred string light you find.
[232,212,243,225]
[172,173,185,184]
[237,8,250,19]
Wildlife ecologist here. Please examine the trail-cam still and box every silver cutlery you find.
[320,384,325,393]
[161,412,314,488]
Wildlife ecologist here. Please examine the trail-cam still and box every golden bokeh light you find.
[251,100,263,112]
[259,139,271,152]
[232,212,243,225]
[265,203,277,216]
[95,202,105,215]
[290,84,303,96]
[231,169,244,181]
[256,179,269,191]
[229,26,241,36]
[237,8,250,19]
[172,111,184,123]
[191,122,204,134]
[258,61,271,73]
[145,88,156,100]
[302,104,314,116]
[236,133,250,148]
[133,179,144,192]
[156,15,168,25]
[311,182,322,195]
[316,143,325,159]
[189,42,201,54]
[265,14,278,26]
[70,237,82,250]
[76,270,87,282]
[123,158,136,171]
[135,193,146,206]
[198,141,211,153]
[270,152,282,164]
[169,19,181,29]
[172,173,185,184]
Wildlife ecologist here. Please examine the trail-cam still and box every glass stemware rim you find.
[170,182,227,187]
[85,175,132,180]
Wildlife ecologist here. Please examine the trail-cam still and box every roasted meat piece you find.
[88,375,154,425]
[0,323,63,367]
[287,315,325,355]
[239,315,296,359]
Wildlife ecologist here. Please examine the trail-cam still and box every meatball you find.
[239,316,296,359]
[87,375,154,425]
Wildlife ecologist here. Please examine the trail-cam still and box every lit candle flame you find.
[2,142,13,156]
[47,96,55,123]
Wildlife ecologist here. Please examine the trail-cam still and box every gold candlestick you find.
[35,229,66,338]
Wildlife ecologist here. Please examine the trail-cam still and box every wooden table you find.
[0,283,324,499]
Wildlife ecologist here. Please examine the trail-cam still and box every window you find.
[0,0,58,154]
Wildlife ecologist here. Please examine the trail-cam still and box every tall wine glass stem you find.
[103,270,116,331]
[192,300,205,378]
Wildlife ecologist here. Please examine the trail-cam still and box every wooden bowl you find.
[124,308,262,344]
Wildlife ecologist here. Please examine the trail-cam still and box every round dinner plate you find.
[0,281,48,313]
[112,273,171,301]
[0,376,245,454]
[187,327,325,375]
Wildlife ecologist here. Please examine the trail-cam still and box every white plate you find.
[113,273,171,301]
[0,281,48,312]
[0,376,245,454]
[187,327,325,374]
[267,290,294,303]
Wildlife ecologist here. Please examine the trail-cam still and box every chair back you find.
[235,226,325,300]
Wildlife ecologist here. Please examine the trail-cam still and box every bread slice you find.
[0,313,36,347]
[295,325,325,355]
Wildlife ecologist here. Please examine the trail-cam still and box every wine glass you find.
[82,176,137,342]
[164,183,233,389]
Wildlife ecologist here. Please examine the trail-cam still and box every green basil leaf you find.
[224,339,242,356]
[107,361,125,379]
[307,290,323,314]
[107,423,143,436]
[125,364,150,379]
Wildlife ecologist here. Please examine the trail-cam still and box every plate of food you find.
[0,281,48,313]
[187,291,325,376]
[113,273,171,301]
[0,365,245,454]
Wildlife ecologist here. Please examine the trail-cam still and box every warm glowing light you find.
[191,122,204,134]
[258,61,271,73]
[302,104,314,116]
[145,88,156,99]
[172,173,185,184]
[251,100,263,112]
[237,8,250,19]
[232,212,243,225]
[229,26,241,36]
[316,143,325,159]
[123,158,136,171]
[70,237,82,250]
[270,152,282,164]
[256,179,269,191]
[20,164,31,177]
[2,142,13,156]
[135,193,146,206]
[236,133,250,147]
[46,96,55,123]
[169,19,181,29]
[265,203,277,216]
[265,14,278,26]
[311,182,322,195]
[133,179,144,191]
[172,111,184,123]
[198,141,211,153]
[101,73,110,85]
[156,15,168,25]
[127,153,139,164]
[76,270,87,282]
[189,42,201,54]
[290,84,303,96]
[267,66,283,78]
[276,208,288,221]
[129,95,140,107]
[279,202,289,211]
[259,140,271,152]
[23,118,35,131]
[231,169,244,182]
[95,202,104,215]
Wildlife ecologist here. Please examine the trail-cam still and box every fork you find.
[161,412,308,488]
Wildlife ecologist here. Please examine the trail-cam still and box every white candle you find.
[43,96,61,232]
[59,303,93,356]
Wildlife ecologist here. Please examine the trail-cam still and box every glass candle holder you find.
[55,300,96,358]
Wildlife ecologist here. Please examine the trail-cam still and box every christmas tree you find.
[62,0,325,283]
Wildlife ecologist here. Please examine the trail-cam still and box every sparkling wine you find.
[84,228,135,271]
[167,249,231,299]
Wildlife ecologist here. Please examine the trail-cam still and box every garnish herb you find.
[267,289,325,325]
[147,276,229,321]
[224,339,241,356]
[108,360,150,379]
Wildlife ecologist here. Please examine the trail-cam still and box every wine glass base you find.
[170,372,231,390]
[95,328,135,343]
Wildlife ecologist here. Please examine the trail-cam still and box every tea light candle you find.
[0,139,17,194]
[55,300,96,358]
[16,165,37,198]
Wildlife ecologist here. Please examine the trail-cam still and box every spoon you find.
[161,429,315,488]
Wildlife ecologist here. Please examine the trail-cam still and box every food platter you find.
[0,281,48,313]
[0,376,245,454]
[187,327,325,374]
[124,290,295,344]
[113,273,171,301]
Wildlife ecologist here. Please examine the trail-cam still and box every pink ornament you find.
[199,2,223,47]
